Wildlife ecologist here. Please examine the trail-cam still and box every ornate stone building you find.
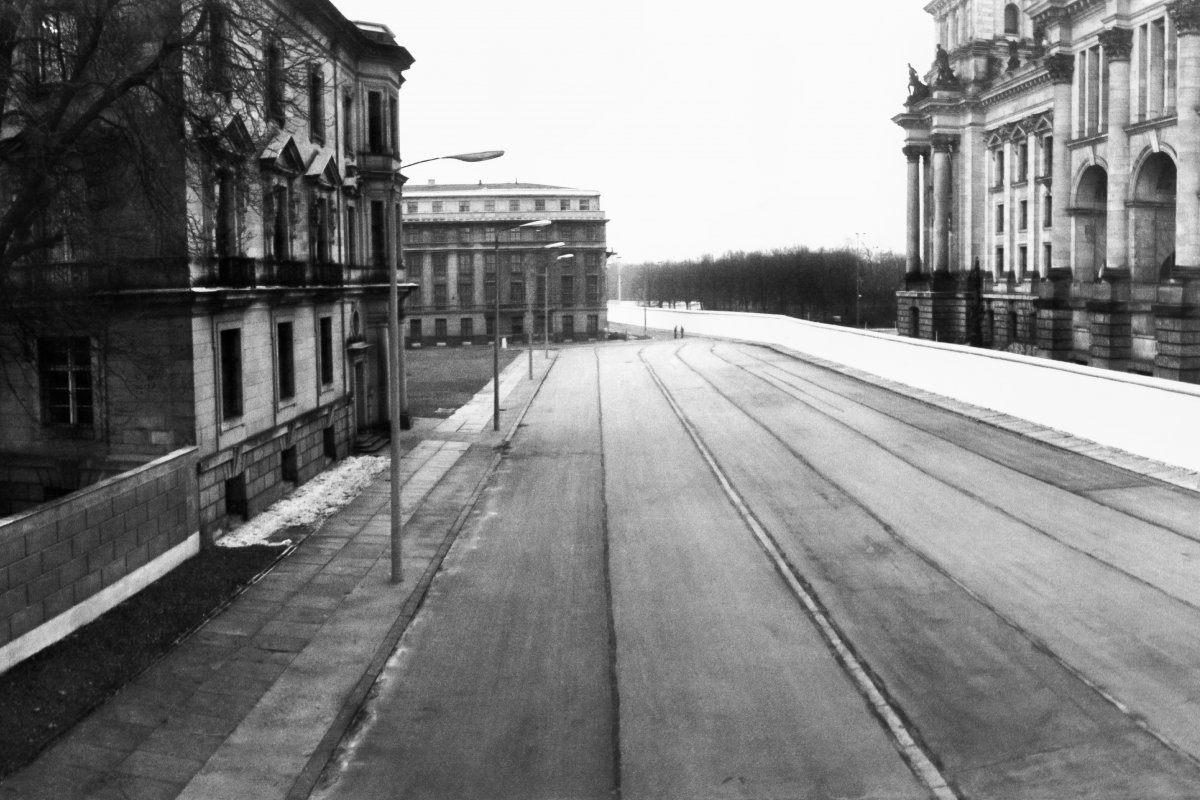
[0,1,412,537]
[400,182,609,345]
[897,0,1200,381]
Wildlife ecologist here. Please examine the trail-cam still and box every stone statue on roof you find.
[934,44,959,87]
[907,63,930,103]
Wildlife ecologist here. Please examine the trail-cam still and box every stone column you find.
[1171,1,1200,270]
[904,145,925,277]
[931,134,958,274]
[1045,53,1075,275]
[1101,27,1134,272]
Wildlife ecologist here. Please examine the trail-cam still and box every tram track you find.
[634,344,961,800]
[723,341,1200,544]
[636,337,1200,784]
[690,340,1200,618]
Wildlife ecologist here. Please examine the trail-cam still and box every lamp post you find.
[529,242,567,374]
[493,219,551,431]
[390,149,502,585]
[553,253,573,357]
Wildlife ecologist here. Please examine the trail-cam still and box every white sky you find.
[333,0,933,263]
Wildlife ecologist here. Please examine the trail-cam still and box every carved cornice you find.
[1169,0,1200,35]
[1098,27,1133,60]
[980,71,1053,108]
[903,145,928,161]
[1044,52,1075,84]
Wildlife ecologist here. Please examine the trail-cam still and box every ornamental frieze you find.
[986,111,1054,145]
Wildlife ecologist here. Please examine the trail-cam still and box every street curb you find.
[286,355,557,800]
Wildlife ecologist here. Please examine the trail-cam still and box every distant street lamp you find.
[493,219,551,431]
[390,149,503,585]
[529,242,566,375]
[553,253,574,357]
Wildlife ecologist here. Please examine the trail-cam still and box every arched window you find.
[1004,4,1020,36]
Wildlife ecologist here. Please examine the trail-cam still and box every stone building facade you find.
[0,0,413,542]
[897,0,1200,382]
[400,182,609,346]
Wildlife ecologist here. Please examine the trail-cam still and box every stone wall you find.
[0,447,199,673]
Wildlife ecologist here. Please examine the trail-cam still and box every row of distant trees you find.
[610,247,906,329]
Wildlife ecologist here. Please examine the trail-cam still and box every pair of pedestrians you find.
[673,325,686,339]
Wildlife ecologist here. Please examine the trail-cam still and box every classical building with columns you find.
[897,0,1200,381]
[400,182,609,346]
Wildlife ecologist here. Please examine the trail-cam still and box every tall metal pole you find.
[388,182,403,583]
[544,259,550,359]
[492,230,501,432]
[526,254,533,380]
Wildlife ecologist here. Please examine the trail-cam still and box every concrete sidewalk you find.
[0,353,554,800]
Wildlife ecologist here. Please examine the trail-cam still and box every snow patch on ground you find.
[216,456,388,548]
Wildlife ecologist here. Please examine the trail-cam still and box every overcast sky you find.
[333,0,933,263]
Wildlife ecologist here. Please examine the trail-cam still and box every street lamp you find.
[390,149,503,585]
[493,219,551,430]
[553,253,574,357]
[529,242,566,375]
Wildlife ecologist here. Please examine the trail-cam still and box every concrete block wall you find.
[196,399,351,542]
[0,447,199,673]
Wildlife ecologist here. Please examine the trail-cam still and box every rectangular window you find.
[995,245,1006,273]
[586,274,599,305]
[458,257,475,306]
[308,68,324,142]
[508,199,519,212]
[996,204,1005,234]
[486,315,495,337]
[367,91,384,153]
[510,315,524,335]
[1018,200,1027,231]
[1016,142,1028,183]
[432,201,443,213]
[434,318,448,340]
[587,314,599,335]
[579,199,591,211]
[409,318,422,341]
[219,328,243,420]
[343,95,353,156]
[319,316,334,385]
[265,43,284,124]
[1018,245,1028,276]
[390,96,399,154]
[205,3,229,92]
[1044,242,1053,270]
[561,275,575,307]
[432,252,447,279]
[460,318,474,339]
[561,315,575,339]
[346,205,357,265]
[484,199,496,212]
[510,274,525,303]
[1043,194,1053,227]
[459,201,470,213]
[534,199,545,211]
[371,200,386,267]
[560,199,571,211]
[1041,136,1053,177]
[994,150,1005,186]
[277,321,295,401]
[1077,45,1106,136]
[281,445,298,485]
[433,283,448,308]
[406,201,417,214]
[39,337,93,427]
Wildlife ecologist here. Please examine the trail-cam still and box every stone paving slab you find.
[0,353,554,800]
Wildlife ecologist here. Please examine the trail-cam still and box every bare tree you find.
[0,0,316,301]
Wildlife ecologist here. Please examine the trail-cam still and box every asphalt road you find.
[312,338,1200,800]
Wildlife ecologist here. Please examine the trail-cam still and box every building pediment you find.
[260,133,305,175]
[305,151,341,189]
